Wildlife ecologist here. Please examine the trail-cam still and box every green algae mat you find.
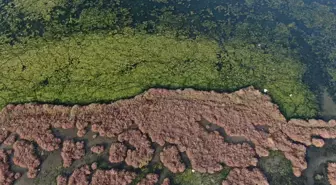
[0,31,316,118]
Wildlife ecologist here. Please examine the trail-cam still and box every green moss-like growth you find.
[0,30,317,118]
[328,67,336,83]
[217,41,318,118]
[1,0,336,107]
[12,0,65,19]
[173,168,230,185]
[258,151,304,185]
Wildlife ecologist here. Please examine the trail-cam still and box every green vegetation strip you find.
[173,168,230,185]
[0,30,317,118]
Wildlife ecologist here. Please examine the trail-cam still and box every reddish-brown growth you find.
[68,165,91,185]
[161,178,170,185]
[14,173,21,180]
[280,119,336,175]
[5,150,12,155]
[90,169,136,185]
[284,119,336,146]
[0,130,9,144]
[91,162,98,170]
[80,104,135,138]
[12,140,40,178]
[56,175,68,185]
[118,130,154,168]
[0,149,15,185]
[77,129,87,137]
[0,104,67,151]
[160,146,185,173]
[109,143,127,163]
[3,134,16,146]
[91,145,104,154]
[61,140,85,168]
[312,138,325,148]
[3,87,336,180]
[137,174,159,185]
[222,168,269,185]
[328,163,336,185]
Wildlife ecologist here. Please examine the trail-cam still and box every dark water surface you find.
[321,90,336,120]
[303,90,336,185]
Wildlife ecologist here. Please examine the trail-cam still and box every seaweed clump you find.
[90,169,136,185]
[12,140,40,178]
[0,130,9,144]
[118,130,154,168]
[328,163,336,185]
[109,143,127,163]
[136,174,159,185]
[56,175,68,185]
[61,140,85,167]
[68,165,91,185]
[0,150,15,185]
[160,146,185,173]
[91,145,104,155]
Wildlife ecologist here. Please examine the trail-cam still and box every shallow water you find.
[198,118,251,145]
[321,90,336,120]
[304,140,336,185]
[302,90,336,185]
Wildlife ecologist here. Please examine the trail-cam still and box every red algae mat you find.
[1,87,336,185]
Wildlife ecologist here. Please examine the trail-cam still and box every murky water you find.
[198,118,251,145]
[321,90,336,120]
[303,90,336,185]
[304,140,336,185]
